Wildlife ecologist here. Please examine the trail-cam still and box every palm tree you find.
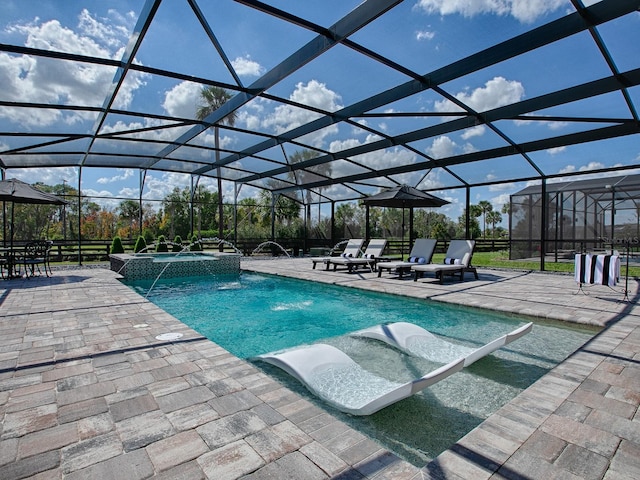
[486,210,503,238]
[196,86,237,240]
[477,200,493,238]
[287,149,331,231]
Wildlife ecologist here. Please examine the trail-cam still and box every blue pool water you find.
[125,272,597,465]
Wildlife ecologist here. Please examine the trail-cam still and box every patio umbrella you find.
[363,185,449,255]
[0,178,67,249]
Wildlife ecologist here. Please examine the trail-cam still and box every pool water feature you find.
[125,272,597,466]
[110,251,240,280]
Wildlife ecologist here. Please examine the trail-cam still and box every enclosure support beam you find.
[540,179,547,271]
[465,186,471,239]
[331,201,336,250]
[78,167,82,266]
[365,205,370,242]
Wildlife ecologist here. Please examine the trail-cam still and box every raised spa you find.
[110,251,240,280]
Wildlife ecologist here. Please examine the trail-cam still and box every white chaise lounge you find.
[412,239,477,283]
[253,343,464,416]
[377,238,437,278]
[328,238,387,273]
[351,321,533,367]
[311,239,364,270]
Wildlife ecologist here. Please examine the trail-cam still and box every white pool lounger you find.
[351,321,533,367]
[253,343,464,416]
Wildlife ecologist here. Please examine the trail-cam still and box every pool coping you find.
[0,261,638,479]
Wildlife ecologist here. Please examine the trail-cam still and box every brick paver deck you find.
[0,260,638,479]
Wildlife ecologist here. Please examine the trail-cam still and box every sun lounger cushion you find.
[409,256,428,263]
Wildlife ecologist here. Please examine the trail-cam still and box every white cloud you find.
[262,80,343,147]
[426,135,457,158]
[352,119,369,134]
[461,125,485,139]
[558,161,606,175]
[328,135,416,178]
[416,30,435,41]
[489,182,518,192]
[435,76,525,114]
[1,10,147,126]
[414,0,566,23]
[231,55,265,76]
[7,167,77,186]
[515,116,569,131]
[99,118,191,145]
[78,8,129,47]
[462,142,478,154]
[97,168,135,184]
[547,120,569,131]
[142,172,190,201]
[163,81,201,119]
[546,146,566,155]
[490,193,511,214]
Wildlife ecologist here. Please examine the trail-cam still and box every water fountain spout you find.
[200,237,244,255]
[250,241,291,258]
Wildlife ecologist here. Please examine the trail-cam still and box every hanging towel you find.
[574,253,620,286]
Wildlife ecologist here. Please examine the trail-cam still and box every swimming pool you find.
[125,272,597,465]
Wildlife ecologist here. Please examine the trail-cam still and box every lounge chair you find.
[351,321,533,367]
[327,238,387,273]
[253,343,464,415]
[311,239,364,270]
[377,238,437,278]
[412,239,477,283]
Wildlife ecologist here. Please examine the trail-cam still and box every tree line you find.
[2,181,507,245]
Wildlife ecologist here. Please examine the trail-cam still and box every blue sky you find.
[0,0,638,224]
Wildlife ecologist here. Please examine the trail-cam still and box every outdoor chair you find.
[311,239,364,270]
[411,240,478,283]
[327,239,387,273]
[0,253,8,279]
[22,240,53,278]
[377,238,437,278]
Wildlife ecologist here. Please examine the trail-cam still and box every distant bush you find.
[156,235,169,252]
[172,235,183,252]
[134,236,147,253]
[190,235,202,251]
[110,236,125,254]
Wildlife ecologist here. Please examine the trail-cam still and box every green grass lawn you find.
[56,250,640,278]
[435,250,640,277]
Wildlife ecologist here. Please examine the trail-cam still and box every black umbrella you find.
[363,185,449,255]
[363,184,449,208]
[0,178,67,251]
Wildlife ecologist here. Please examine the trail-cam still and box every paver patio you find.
[0,259,638,479]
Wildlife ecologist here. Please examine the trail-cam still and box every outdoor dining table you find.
[0,246,25,279]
